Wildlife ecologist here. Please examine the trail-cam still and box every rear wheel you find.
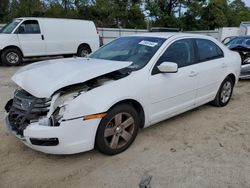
[77,45,91,57]
[95,104,139,155]
[1,48,22,66]
[212,76,234,107]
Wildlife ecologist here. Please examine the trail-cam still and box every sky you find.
[244,0,250,7]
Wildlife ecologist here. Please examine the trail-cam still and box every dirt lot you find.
[0,64,250,188]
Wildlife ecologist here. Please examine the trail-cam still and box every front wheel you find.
[212,77,234,107]
[1,48,22,66]
[95,104,139,155]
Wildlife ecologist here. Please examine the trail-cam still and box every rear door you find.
[16,20,46,57]
[194,38,227,105]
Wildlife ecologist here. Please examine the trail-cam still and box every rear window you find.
[196,39,224,62]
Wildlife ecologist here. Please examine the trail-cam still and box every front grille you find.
[7,89,51,136]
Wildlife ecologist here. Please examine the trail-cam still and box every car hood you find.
[12,58,132,98]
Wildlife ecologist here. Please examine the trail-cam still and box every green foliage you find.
[0,0,250,30]
[0,0,9,22]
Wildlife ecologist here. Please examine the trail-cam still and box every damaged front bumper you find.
[4,113,101,154]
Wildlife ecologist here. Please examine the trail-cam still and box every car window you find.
[245,39,250,46]
[196,39,224,62]
[18,20,41,34]
[157,39,195,68]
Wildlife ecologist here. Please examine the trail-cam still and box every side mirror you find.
[18,25,25,34]
[157,62,178,73]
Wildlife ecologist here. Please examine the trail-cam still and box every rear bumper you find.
[4,113,101,154]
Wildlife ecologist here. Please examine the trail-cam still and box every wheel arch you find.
[77,43,92,53]
[227,73,236,85]
[108,99,145,129]
[1,45,23,57]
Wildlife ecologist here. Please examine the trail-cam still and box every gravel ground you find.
[0,63,250,188]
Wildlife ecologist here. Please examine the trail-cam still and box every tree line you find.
[0,0,250,30]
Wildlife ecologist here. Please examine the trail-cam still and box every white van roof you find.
[16,17,93,23]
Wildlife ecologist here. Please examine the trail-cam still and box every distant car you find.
[225,35,250,48]
[0,17,100,66]
[222,36,236,45]
[226,36,250,79]
[240,64,250,79]
[4,33,241,155]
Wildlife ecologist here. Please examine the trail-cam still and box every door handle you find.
[189,71,198,77]
[41,35,44,40]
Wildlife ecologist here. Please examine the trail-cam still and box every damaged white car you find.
[4,33,241,155]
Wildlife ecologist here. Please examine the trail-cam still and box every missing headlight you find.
[50,107,63,126]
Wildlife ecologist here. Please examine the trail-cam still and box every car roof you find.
[127,32,215,39]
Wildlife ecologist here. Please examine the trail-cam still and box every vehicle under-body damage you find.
[5,68,131,138]
[229,45,250,79]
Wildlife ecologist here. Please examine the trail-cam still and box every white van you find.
[0,17,100,66]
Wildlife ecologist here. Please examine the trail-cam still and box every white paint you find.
[12,57,132,98]
[0,17,99,57]
[5,33,241,154]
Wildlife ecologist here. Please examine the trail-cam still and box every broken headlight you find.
[50,92,80,126]
[38,91,80,126]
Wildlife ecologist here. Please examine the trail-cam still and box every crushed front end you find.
[5,89,51,137]
[4,87,104,154]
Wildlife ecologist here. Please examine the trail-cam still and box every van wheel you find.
[212,77,234,107]
[1,48,22,66]
[95,104,139,155]
[77,45,91,57]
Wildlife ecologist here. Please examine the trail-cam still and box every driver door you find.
[16,20,46,57]
[148,38,198,124]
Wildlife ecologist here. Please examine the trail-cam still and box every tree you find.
[78,0,145,28]
[200,0,230,29]
[0,0,9,22]
[9,0,45,19]
[180,0,206,30]
[229,0,250,26]
[145,0,181,27]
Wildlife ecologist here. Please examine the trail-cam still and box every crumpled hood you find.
[12,58,132,98]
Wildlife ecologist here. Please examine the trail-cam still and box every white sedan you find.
[4,33,241,155]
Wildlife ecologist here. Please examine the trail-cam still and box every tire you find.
[1,48,22,66]
[77,45,91,57]
[212,76,234,107]
[95,104,139,155]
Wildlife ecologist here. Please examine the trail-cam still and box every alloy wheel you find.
[104,112,135,149]
[220,81,232,103]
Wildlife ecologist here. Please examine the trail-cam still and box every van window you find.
[196,39,224,62]
[18,20,41,34]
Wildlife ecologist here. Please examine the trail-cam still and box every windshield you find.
[89,36,166,70]
[0,19,22,34]
[226,37,250,46]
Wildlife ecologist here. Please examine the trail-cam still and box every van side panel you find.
[40,19,99,55]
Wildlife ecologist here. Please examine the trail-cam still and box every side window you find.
[196,39,224,62]
[157,39,195,68]
[18,20,41,34]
